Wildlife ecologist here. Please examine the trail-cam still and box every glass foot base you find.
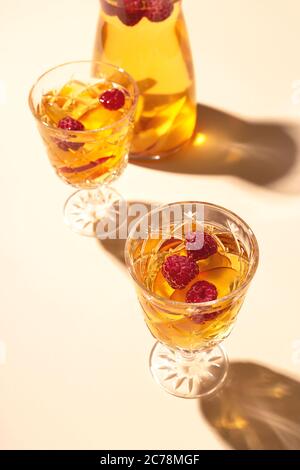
[63,186,122,237]
[150,342,228,399]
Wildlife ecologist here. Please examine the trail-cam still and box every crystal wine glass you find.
[29,60,138,236]
[125,201,259,398]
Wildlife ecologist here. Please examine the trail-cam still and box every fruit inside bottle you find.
[94,0,196,157]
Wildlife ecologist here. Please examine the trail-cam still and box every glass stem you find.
[176,349,198,362]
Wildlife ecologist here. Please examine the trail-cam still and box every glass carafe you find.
[94,0,197,159]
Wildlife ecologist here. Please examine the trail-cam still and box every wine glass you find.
[29,60,138,236]
[125,201,259,398]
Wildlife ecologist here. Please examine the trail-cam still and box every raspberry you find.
[122,0,144,11]
[58,116,85,131]
[186,232,218,261]
[145,0,173,22]
[57,116,85,151]
[117,0,144,26]
[191,311,220,325]
[57,140,83,152]
[162,255,199,290]
[186,280,218,303]
[99,88,125,110]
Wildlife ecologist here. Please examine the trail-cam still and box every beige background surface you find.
[1,0,300,450]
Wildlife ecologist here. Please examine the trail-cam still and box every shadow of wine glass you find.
[132,104,299,192]
[97,200,160,265]
[200,361,300,450]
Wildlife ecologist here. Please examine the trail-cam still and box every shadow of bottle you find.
[132,104,299,192]
[200,361,300,450]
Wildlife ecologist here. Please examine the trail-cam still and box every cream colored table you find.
[1,0,300,450]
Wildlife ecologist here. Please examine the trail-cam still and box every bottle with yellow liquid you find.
[94,0,197,159]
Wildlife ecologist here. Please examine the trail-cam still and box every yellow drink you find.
[125,202,259,398]
[128,228,249,351]
[36,79,134,188]
[94,0,196,158]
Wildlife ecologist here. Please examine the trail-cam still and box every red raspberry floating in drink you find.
[191,311,221,325]
[58,116,85,131]
[162,255,199,290]
[186,279,219,324]
[145,0,173,22]
[57,140,83,152]
[57,116,85,151]
[99,88,126,111]
[122,0,144,12]
[186,231,218,261]
[117,0,144,26]
[186,280,218,303]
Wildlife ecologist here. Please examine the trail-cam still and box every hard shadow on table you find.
[132,104,299,192]
[97,200,159,265]
[200,361,300,450]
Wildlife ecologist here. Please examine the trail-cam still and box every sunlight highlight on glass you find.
[193,132,207,147]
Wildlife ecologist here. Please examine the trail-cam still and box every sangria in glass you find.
[29,61,138,236]
[125,202,259,398]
